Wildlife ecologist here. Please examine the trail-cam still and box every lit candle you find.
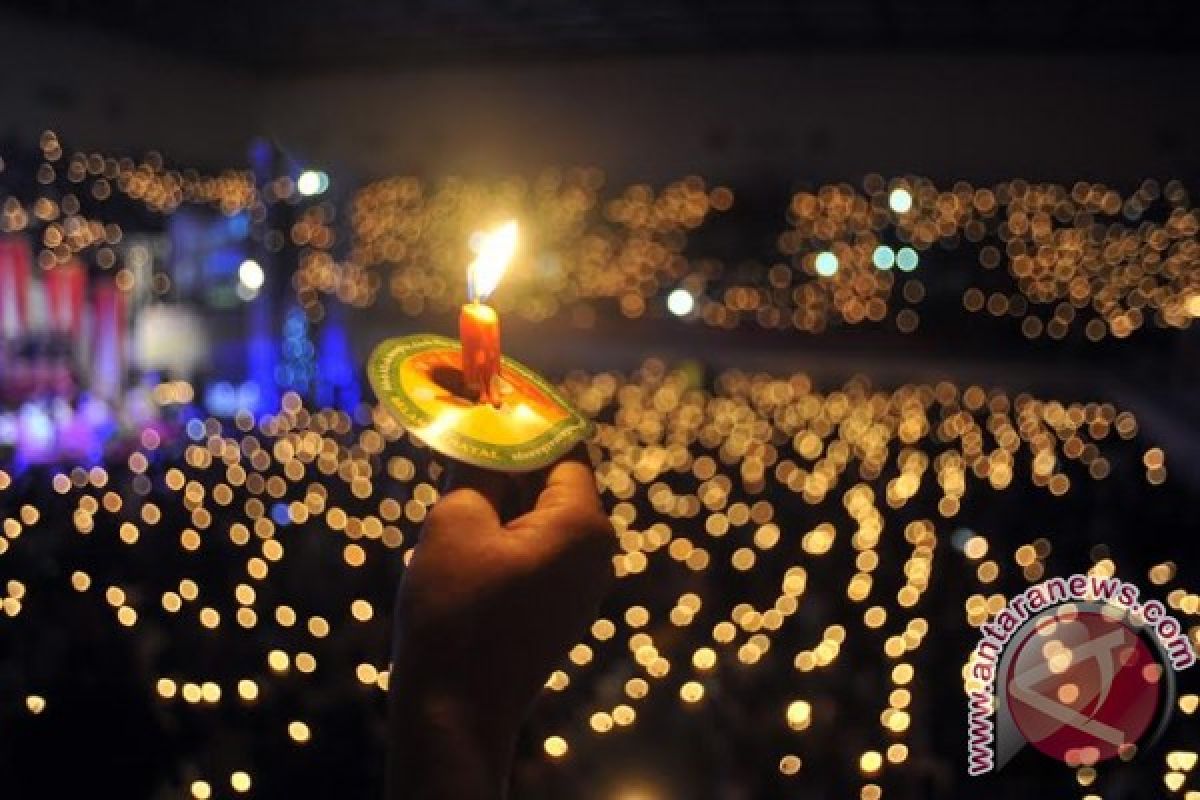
[459,221,518,406]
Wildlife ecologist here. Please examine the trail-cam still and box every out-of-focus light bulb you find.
[296,170,328,197]
[239,259,265,291]
[896,247,919,271]
[889,188,913,213]
[667,288,695,317]
[872,245,895,270]
[815,251,839,277]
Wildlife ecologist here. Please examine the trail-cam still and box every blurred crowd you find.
[0,362,1196,799]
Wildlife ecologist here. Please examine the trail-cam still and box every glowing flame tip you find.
[467,220,518,302]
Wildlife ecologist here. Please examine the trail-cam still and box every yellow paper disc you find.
[368,334,594,472]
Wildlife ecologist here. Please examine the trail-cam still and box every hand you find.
[386,450,615,799]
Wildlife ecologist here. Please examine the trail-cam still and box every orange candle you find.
[460,220,518,407]
[459,301,501,406]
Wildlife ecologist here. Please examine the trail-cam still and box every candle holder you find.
[368,333,593,472]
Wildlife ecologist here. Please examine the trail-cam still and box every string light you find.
[7,132,1199,342]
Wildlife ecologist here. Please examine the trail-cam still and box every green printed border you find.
[368,334,594,472]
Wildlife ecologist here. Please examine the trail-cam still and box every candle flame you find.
[467,220,518,302]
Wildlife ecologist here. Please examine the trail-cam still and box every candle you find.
[459,221,518,406]
[459,301,501,405]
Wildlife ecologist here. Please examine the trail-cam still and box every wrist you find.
[387,679,519,800]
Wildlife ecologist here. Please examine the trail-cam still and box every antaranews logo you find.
[965,574,1196,776]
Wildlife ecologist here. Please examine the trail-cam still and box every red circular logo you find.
[1005,606,1163,766]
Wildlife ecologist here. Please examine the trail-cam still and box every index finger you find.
[534,446,603,514]
[439,462,523,525]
